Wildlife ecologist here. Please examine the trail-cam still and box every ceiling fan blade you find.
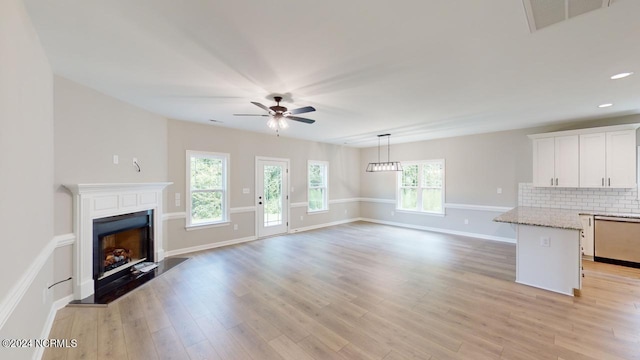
[251,101,271,113]
[286,116,315,124]
[233,114,269,116]
[287,106,316,115]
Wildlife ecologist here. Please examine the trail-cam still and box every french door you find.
[256,158,289,237]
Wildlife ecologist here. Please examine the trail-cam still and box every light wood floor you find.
[44,222,640,360]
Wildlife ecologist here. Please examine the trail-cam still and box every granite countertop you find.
[494,206,583,230]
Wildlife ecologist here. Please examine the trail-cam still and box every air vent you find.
[523,0,612,32]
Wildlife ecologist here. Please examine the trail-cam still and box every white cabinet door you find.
[606,130,637,188]
[555,135,579,187]
[579,133,606,188]
[579,215,594,257]
[533,137,555,187]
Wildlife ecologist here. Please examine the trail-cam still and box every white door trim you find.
[255,156,290,238]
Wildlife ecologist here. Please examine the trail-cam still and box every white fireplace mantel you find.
[65,182,172,300]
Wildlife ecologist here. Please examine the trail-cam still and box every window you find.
[397,159,445,214]
[186,151,229,227]
[308,161,328,212]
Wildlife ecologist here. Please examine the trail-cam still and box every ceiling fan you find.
[234,96,316,130]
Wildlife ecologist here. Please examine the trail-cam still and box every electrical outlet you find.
[233,224,238,230]
[113,155,119,164]
[344,209,348,215]
[540,237,550,247]
[497,187,502,194]
[464,219,469,225]
[391,211,395,216]
[300,215,304,221]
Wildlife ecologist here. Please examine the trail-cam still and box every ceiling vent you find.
[523,0,612,32]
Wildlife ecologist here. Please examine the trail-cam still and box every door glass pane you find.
[264,165,282,227]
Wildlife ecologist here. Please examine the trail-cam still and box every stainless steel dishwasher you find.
[594,216,640,267]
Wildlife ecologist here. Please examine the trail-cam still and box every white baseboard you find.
[359,217,516,244]
[515,280,574,297]
[289,218,361,234]
[34,294,74,360]
[164,236,258,257]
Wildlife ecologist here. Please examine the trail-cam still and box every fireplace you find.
[65,182,172,300]
[93,210,153,296]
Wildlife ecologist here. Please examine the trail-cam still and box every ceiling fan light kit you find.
[235,96,316,133]
[366,134,403,172]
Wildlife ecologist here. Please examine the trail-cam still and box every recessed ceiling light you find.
[598,103,613,108]
[610,72,634,80]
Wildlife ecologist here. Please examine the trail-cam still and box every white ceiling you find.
[24,0,640,147]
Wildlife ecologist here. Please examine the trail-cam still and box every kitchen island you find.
[495,206,583,296]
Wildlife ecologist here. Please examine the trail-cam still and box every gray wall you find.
[54,76,169,235]
[165,119,361,253]
[0,0,54,357]
[359,115,640,241]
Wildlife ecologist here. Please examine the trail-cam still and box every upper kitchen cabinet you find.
[532,135,579,187]
[580,129,636,188]
[606,130,636,188]
[530,124,640,189]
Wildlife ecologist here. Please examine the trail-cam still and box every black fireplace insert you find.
[93,210,154,296]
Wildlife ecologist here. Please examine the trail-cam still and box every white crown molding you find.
[527,123,640,139]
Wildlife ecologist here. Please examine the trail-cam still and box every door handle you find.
[551,178,553,186]
[608,178,611,187]
[555,178,558,186]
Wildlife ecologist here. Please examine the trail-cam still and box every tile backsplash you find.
[519,183,640,213]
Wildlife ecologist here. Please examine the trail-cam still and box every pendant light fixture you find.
[366,134,403,172]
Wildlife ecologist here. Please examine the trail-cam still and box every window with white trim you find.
[186,151,229,227]
[397,159,445,214]
[308,161,328,212]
